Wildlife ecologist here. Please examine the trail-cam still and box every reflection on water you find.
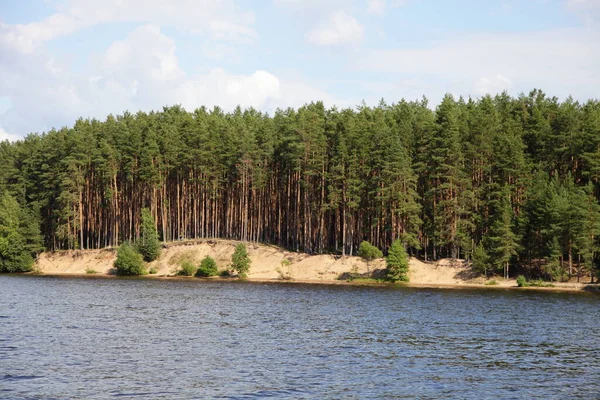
[1,275,599,399]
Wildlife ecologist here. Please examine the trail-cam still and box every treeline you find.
[1,89,600,280]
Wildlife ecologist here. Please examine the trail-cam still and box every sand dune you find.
[35,239,489,284]
[34,239,597,291]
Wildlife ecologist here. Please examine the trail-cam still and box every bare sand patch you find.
[33,240,597,292]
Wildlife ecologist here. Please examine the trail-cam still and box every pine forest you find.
[2,89,600,280]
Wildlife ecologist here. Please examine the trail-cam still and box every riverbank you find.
[33,239,599,292]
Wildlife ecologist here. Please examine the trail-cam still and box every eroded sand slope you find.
[35,239,492,285]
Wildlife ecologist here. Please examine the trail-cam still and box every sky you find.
[0,0,599,141]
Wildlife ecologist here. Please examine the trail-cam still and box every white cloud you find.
[306,11,365,47]
[368,0,387,15]
[475,74,512,95]
[0,125,21,142]
[356,29,600,100]
[567,0,600,27]
[0,24,342,137]
[0,0,257,54]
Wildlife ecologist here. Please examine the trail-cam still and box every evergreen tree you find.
[0,191,42,272]
[385,239,409,282]
[358,240,383,275]
[137,208,161,262]
[231,243,250,278]
[486,187,520,279]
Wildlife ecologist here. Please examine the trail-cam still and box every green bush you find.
[485,280,498,286]
[86,268,97,274]
[385,239,409,282]
[148,267,158,274]
[136,208,161,262]
[179,261,197,276]
[529,280,555,288]
[231,243,251,278]
[196,256,218,277]
[358,241,383,262]
[114,241,146,276]
[516,275,528,287]
[219,269,232,277]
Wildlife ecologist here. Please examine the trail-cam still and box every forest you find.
[1,89,600,281]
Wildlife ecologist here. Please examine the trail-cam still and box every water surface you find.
[1,275,599,399]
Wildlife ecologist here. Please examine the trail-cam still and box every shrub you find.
[136,208,161,262]
[85,268,97,274]
[219,269,232,277]
[516,275,528,287]
[179,261,197,276]
[148,267,158,274]
[385,239,409,282]
[114,241,146,276]
[358,241,383,262]
[196,256,218,277]
[485,280,498,286]
[231,243,251,278]
[529,280,555,288]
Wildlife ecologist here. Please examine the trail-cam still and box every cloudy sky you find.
[0,0,599,140]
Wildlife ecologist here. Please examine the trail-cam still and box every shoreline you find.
[26,239,600,294]
[13,271,600,293]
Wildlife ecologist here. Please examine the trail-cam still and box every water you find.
[1,275,599,399]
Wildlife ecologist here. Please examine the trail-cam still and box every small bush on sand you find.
[179,261,197,276]
[196,256,218,277]
[516,275,528,287]
[219,269,232,277]
[114,242,146,276]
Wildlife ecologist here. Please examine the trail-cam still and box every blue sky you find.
[0,0,599,140]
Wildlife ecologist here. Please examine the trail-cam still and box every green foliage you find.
[148,267,158,274]
[219,269,232,277]
[358,241,383,261]
[280,258,292,267]
[179,261,197,276]
[0,191,42,273]
[85,268,97,274]
[485,280,498,286]
[472,243,490,277]
[114,241,146,276]
[385,239,409,282]
[136,208,161,262]
[517,275,555,288]
[231,243,250,278]
[196,256,218,277]
[528,280,555,287]
[3,92,600,286]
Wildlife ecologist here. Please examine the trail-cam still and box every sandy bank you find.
[34,240,599,292]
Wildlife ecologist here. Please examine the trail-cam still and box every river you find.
[1,275,599,399]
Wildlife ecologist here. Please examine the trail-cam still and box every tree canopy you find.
[1,91,600,281]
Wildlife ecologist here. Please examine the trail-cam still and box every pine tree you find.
[231,243,250,278]
[136,208,161,262]
[0,190,43,273]
[486,187,520,279]
[385,239,409,282]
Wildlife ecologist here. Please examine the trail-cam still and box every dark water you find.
[1,276,599,399]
